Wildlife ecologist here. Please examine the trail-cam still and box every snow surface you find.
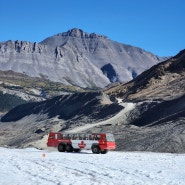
[0,147,185,185]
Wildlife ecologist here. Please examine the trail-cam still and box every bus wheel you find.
[101,150,108,154]
[65,144,73,152]
[58,144,65,152]
[73,149,81,153]
[92,146,100,154]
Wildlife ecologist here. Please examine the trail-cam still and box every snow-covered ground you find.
[0,147,185,185]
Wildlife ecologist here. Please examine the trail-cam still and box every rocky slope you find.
[104,49,185,101]
[0,31,184,153]
[1,92,122,123]
[105,48,185,123]
[103,49,185,152]
[0,28,166,88]
[0,92,123,148]
[0,69,85,112]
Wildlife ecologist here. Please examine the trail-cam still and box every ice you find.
[0,147,185,185]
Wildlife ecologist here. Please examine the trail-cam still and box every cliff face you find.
[0,28,166,88]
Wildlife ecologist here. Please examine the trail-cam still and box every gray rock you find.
[0,28,166,88]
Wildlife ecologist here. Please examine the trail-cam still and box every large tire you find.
[73,149,81,153]
[58,144,65,152]
[65,144,73,152]
[92,146,100,154]
[101,150,108,154]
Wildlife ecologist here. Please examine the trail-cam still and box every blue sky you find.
[0,0,184,56]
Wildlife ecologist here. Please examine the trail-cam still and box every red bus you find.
[47,132,116,154]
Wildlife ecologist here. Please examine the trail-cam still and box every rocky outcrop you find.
[0,40,47,54]
[56,28,106,39]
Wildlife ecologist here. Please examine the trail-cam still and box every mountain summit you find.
[0,28,166,88]
[55,28,105,38]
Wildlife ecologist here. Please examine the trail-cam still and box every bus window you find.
[73,134,77,140]
[94,134,100,140]
[79,134,82,140]
[106,134,115,142]
[76,134,80,140]
[49,135,54,139]
[71,134,75,140]
[66,134,71,139]
[57,134,62,139]
[82,134,86,140]
[63,134,66,139]
[85,135,88,140]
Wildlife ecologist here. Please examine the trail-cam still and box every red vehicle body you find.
[47,132,116,154]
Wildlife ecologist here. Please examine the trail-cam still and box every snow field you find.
[0,147,185,185]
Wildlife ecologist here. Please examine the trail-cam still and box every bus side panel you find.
[72,140,98,149]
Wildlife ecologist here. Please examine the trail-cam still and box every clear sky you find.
[0,0,184,56]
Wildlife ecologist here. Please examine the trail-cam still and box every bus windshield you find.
[106,133,115,142]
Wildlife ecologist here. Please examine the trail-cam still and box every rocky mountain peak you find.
[66,28,87,37]
[55,28,106,39]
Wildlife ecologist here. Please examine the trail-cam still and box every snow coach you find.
[47,132,116,154]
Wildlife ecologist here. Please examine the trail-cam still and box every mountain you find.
[2,28,184,153]
[103,49,185,152]
[104,49,185,101]
[0,28,167,88]
[0,50,184,153]
[104,49,185,126]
